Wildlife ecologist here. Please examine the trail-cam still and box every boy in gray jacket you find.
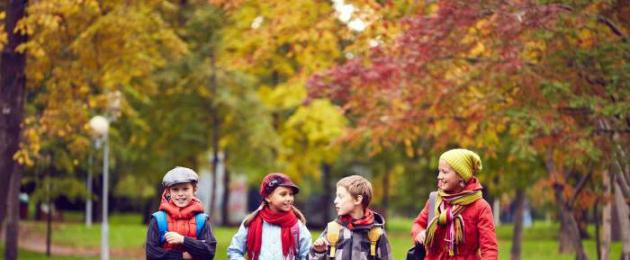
[310,175,392,260]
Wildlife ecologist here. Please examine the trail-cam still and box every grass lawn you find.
[0,247,90,260]
[0,213,623,259]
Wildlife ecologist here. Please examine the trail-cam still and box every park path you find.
[18,224,144,259]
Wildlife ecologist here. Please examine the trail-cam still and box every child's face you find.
[167,182,196,208]
[265,186,295,213]
[437,160,464,193]
[334,186,362,217]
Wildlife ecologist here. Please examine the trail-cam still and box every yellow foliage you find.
[214,0,357,179]
[522,40,546,64]
[218,0,344,76]
[15,0,187,171]
[13,149,34,167]
[461,18,491,58]
[0,11,6,49]
[578,28,595,48]
[469,42,486,57]
[258,77,308,111]
[427,2,439,15]
[278,99,348,179]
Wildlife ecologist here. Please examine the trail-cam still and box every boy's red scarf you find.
[339,208,375,230]
[159,190,204,219]
[246,206,298,260]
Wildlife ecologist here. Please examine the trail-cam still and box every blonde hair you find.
[337,175,373,209]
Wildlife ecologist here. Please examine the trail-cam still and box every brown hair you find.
[336,175,373,209]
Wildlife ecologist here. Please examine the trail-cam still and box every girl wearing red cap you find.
[228,173,312,260]
[411,149,498,259]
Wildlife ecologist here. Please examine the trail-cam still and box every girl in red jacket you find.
[411,149,498,259]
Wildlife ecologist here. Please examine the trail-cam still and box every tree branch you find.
[614,159,630,198]
[569,170,593,207]
[557,4,628,41]
[597,16,629,41]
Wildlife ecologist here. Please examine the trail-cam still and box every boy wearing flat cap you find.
[146,166,217,260]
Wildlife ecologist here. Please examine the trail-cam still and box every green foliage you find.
[114,175,156,199]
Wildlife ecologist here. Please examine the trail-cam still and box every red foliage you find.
[308,0,566,148]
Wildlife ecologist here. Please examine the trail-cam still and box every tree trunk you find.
[600,169,612,260]
[0,167,6,237]
[46,172,52,256]
[178,0,188,27]
[614,177,630,260]
[382,164,390,222]
[595,203,602,260]
[610,120,630,260]
[209,50,219,221]
[5,165,21,260]
[221,150,230,225]
[142,182,163,224]
[545,153,587,260]
[0,171,7,235]
[555,192,587,260]
[1,1,28,259]
[321,163,331,223]
[558,219,575,253]
[510,188,525,260]
[576,209,590,239]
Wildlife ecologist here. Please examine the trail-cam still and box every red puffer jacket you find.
[411,178,498,260]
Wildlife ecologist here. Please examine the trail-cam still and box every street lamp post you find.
[89,115,110,260]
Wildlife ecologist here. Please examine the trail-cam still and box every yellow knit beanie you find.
[439,149,482,182]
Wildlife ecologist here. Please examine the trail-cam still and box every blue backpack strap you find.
[195,213,208,239]
[152,211,168,244]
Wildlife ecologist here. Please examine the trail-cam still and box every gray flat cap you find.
[162,166,199,187]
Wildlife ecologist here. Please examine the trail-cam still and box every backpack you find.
[406,191,437,260]
[152,211,207,244]
[427,191,437,222]
[326,221,383,258]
